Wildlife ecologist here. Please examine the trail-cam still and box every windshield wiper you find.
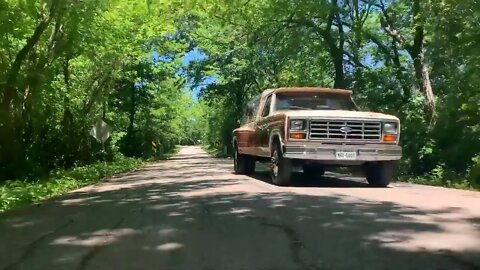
[288,105,312,110]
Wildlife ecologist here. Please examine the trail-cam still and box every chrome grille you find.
[309,120,382,141]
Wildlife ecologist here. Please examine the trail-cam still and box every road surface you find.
[1,146,480,270]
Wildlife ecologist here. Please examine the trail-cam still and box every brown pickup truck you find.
[232,87,402,187]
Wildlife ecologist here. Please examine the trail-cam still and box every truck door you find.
[256,95,272,157]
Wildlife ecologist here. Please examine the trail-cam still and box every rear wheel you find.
[270,142,292,186]
[234,146,255,175]
[302,164,325,177]
[365,162,396,187]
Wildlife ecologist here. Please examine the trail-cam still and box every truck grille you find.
[309,120,382,141]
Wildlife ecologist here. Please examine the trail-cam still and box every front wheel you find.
[270,142,292,186]
[234,146,255,175]
[365,161,397,187]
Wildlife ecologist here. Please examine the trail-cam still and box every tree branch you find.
[344,51,369,69]
[410,0,424,57]
[376,0,409,49]
[363,32,393,64]
[324,0,337,35]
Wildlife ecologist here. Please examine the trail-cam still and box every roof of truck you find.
[262,87,352,96]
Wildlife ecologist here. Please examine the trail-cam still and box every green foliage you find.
[403,175,473,191]
[178,98,208,145]
[0,157,143,213]
[0,0,189,180]
[469,155,480,187]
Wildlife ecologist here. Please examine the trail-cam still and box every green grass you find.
[0,157,143,213]
[143,145,183,161]
[162,145,182,159]
[399,175,479,191]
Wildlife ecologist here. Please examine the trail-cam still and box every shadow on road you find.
[247,160,371,188]
[250,170,370,188]
[1,152,479,270]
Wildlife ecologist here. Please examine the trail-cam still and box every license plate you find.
[336,151,357,160]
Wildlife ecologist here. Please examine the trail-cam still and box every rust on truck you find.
[233,87,402,187]
[235,129,255,148]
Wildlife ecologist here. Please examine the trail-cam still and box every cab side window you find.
[242,97,260,124]
[242,107,254,124]
[262,95,272,117]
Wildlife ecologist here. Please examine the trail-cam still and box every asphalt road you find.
[1,146,480,270]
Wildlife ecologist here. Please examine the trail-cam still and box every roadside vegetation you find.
[1,0,479,211]
[0,1,200,211]
[0,157,143,213]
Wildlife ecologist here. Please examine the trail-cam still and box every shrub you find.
[0,157,143,213]
[468,155,480,187]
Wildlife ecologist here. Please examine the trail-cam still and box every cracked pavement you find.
[1,146,480,270]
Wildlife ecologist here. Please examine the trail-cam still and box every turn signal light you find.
[383,134,397,142]
[290,132,306,139]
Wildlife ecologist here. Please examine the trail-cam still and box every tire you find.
[365,162,396,187]
[302,164,325,177]
[234,146,255,175]
[270,142,292,186]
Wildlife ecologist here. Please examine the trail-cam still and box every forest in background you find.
[0,0,479,189]
[0,0,199,182]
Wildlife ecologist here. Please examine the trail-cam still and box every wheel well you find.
[233,138,238,149]
[270,135,281,149]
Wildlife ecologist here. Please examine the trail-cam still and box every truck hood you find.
[274,110,399,121]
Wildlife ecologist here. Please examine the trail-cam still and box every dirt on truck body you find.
[233,87,402,186]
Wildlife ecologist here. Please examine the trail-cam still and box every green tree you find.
[0,0,191,180]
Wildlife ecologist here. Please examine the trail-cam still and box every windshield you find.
[275,93,357,111]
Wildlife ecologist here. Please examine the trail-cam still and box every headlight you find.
[290,120,305,130]
[383,122,398,134]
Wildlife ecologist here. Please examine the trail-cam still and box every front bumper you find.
[283,144,402,162]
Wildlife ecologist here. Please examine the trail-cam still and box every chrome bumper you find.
[283,144,402,161]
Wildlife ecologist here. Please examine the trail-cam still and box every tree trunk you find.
[331,47,346,89]
[128,84,136,135]
[413,51,436,116]
[409,0,435,117]
[0,4,57,180]
[391,39,412,103]
[289,1,346,89]
[378,0,436,118]
[351,0,364,92]
[1,1,59,109]
[323,0,346,89]
[125,83,136,155]
[1,22,50,107]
